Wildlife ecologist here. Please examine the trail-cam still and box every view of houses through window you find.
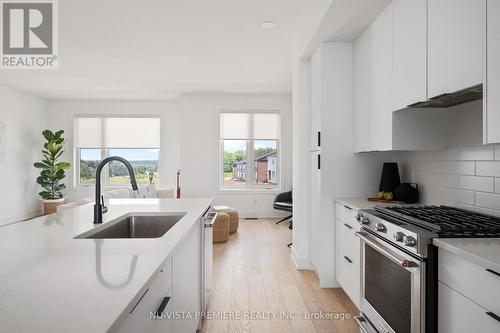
[220,112,280,190]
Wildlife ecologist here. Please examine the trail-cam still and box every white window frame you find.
[73,115,161,188]
[219,110,281,192]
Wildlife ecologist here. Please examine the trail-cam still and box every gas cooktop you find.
[375,205,500,238]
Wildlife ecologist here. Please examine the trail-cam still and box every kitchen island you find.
[0,198,212,333]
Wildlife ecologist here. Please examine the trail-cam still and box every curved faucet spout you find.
[94,156,139,224]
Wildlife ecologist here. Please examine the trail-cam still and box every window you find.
[74,116,160,186]
[220,111,280,190]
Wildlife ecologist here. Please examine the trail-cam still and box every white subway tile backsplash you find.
[430,173,459,187]
[495,145,500,160]
[444,161,475,175]
[459,176,494,192]
[475,192,500,210]
[449,189,475,205]
[458,204,494,216]
[397,145,500,218]
[476,162,500,177]
[459,146,495,161]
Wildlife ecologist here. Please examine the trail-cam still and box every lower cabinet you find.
[335,249,360,307]
[438,281,499,333]
[172,221,202,333]
[335,203,361,308]
[112,220,203,333]
[112,259,173,333]
[438,250,500,333]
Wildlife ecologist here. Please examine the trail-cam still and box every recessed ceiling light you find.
[262,20,276,29]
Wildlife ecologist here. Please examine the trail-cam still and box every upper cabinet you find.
[354,29,371,152]
[353,0,492,151]
[428,0,483,98]
[370,5,394,151]
[393,0,427,110]
[486,0,500,143]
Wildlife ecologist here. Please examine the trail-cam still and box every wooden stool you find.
[227,209,239,234]
[213,212,229,243]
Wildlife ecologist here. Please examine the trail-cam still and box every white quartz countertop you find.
[0,198,212,333]
[433,238,500,273]
[335,197,406,211]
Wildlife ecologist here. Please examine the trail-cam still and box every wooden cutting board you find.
[367,197,407,204]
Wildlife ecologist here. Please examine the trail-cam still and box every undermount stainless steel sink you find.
[76,214,186,239]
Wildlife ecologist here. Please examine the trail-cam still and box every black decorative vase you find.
[379,163,401,193]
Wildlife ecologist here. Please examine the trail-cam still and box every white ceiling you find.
[0,0,331,100]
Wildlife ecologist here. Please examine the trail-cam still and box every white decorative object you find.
[0,122,5,162]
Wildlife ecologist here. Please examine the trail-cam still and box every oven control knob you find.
[403,236,417,247]
[355,213,362,222]
[360,216,370,225]
[393,232,405,242]
[375,222,386,232]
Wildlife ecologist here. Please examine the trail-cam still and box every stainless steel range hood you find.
[408,84,483,108]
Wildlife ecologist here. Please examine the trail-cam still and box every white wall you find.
[178,94,292,217]
[47,99,181,202]
[47,94,292,217]
[0,86,48,226]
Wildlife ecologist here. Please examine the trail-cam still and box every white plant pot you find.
[43,198,65,215]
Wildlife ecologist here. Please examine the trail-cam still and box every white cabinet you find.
[486,0,500,143]
[393,0,427,110]
[310,48,322,151]
[112,220,204,333]
[112,260,173,333]
[439,282,499,333]
[335,203,361,307]
[172,221,202,333]
[428,0,483,97]
[370,4,393,151]
[438,250,500,333]
[354,29,371,153]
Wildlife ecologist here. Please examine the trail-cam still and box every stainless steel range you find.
[354,205,500,333]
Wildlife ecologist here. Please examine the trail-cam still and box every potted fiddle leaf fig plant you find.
[34,130,71,214]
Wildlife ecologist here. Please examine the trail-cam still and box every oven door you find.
[355,231,424,333]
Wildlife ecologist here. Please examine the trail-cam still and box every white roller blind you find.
[253,113,279,139]
[76,118,102,148]
[220,113,250,139]
[75,117,160,148]
[220,112,279,140]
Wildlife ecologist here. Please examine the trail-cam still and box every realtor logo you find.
[1,0,58,69]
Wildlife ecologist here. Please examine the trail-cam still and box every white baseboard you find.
[290,246,314,270]
[311,265,340,288]
[0,209,43,228]
[319,279,341,288]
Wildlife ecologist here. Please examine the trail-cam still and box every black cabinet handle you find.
[317,154,321,170]
[317,131,321,147]
[344,223,353,229]
[486,312,500,322]
[130,288,149,314]
[155,297,171,317]
[486,269,500,277]
[344,205,352,210]
[344,256,353,264]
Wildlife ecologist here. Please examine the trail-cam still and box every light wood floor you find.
[200,218,359,333]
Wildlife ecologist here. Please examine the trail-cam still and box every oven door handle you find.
[355,232,419,269]
[355,315,378,333]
